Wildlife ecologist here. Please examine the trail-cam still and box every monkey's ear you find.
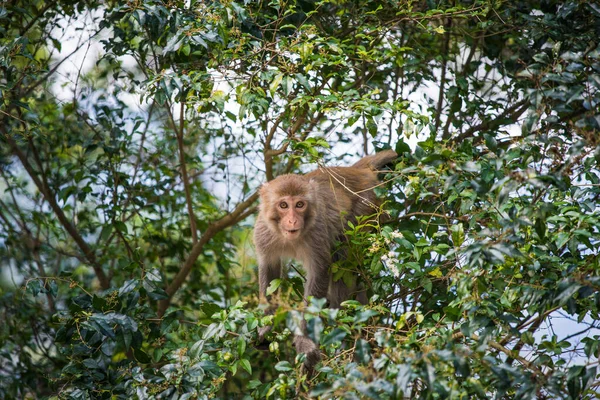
[259,182,270,196]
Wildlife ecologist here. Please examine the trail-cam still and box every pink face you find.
[276,196,308,240]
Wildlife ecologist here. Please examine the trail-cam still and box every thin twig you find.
[434,18,452,134]
[22,28,104,98]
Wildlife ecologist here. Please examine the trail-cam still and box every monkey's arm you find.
[256,255,281,344]
[253,220,282,299]
[254,220,283,344]
[291,249,331,372]
[303,252,330,302]
[258,256,282,299]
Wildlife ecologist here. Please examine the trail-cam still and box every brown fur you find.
[254,149,397,372]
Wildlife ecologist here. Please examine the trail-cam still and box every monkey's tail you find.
[352,149,398,170]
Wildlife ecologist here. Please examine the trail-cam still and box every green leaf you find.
[269,73,284,97]
[181,43,191,56]
[92,295,107,310]
[203,323,225,339]
[133,348,151,363]
[266,279,282,296]
[353,309,379,324]
[522,331,535,345]
[355,339,371,364]
[99,225,113,241]
[239,358,252,374]
[322,328,347,346]
[274,361,293,371]
[201,302,222,317]
[27,279,41,297]
[247,380,262,390]
[237,338,246,357]
[189,340,205,359]
[556,232,570,248]
[114,221,128,234]
[450,224,464,247]
[422,277,432,294]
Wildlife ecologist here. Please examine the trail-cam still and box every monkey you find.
[254,149,397,372]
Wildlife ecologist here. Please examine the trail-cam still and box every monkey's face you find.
[275,195,309,240]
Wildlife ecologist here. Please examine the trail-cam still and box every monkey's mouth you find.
[283,229,301,238]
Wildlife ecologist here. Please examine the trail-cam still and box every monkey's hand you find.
[293,335,321,375]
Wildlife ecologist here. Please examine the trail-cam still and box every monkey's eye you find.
[279,202,288,209]
[296,201,305,209]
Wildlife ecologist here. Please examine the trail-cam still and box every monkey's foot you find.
[293,335,321,374]
[257,325,272,344]
[256,325,274,351]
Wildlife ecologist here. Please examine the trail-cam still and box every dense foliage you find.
[1,0,599,398]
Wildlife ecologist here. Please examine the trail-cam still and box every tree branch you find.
[175,101,198,243]
[453,332,543,376]
[157,193,260,316]
[442,33,482,140]
[264,113,286,181]
[20,2,57,36]
[2,130,110,289]
[449,99,530,145]
[393,211,469,222]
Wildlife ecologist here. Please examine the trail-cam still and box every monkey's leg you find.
[303,262,330,302]
[258,258,282,298]
[257,259,281,344]
[327,242,352,309]
[328,273,368,308]
[294,334,321,375]
[294,263,329,372]
[327,277,352,309]
[355,284,368,304]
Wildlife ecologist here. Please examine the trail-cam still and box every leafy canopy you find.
[1,0,599,398]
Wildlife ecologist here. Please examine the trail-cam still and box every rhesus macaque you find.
[254,149,397,372]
